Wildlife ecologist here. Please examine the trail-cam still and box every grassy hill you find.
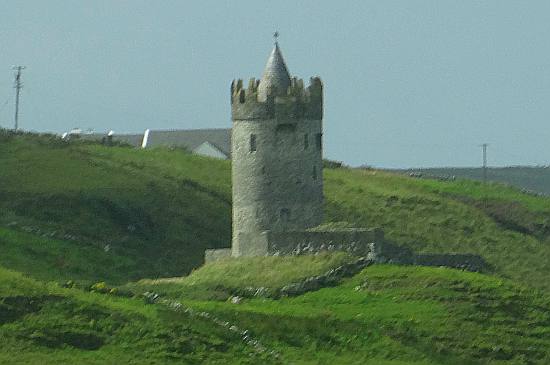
[0,265,267,364]
[1,131,550,291]
[394,167,550,196]
[130,257,550,365]
[3,255,550,364]
[0,131,232,283]
[2,130,550,364]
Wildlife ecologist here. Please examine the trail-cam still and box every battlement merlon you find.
[231,77,323,121]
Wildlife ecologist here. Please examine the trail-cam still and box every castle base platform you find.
[204,227,490,273]
[206,227,382,262]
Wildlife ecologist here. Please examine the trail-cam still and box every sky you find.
[1,0,549,168]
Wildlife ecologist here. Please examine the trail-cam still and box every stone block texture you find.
[234,229,382,257]
[204,248,232,263]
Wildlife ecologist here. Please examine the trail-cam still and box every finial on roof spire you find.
[273,31,279,45]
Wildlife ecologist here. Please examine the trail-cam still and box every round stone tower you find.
[231,41,324,257]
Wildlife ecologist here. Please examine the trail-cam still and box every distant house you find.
[142,128,231,159]
[62,128,232,160]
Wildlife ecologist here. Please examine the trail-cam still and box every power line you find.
[13,66,25,131]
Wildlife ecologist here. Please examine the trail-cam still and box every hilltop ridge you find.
[394,166,550,196]
[1,131,550,290]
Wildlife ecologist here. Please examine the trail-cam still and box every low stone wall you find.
[413,253,490,272]
[266,228,384,256]
[205,229,491,273]
[370,242,491,272]
[235,228,384,257]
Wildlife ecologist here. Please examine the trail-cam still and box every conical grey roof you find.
[257,42,291,101]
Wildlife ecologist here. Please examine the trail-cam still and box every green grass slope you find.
[0,265,270,365]
[324,168,550,291]
[0,226,133,284]
[127,252,354,300]
[0,132,550,288]
[3,253,550,365]
[0,131,231,283]
[128,257,550,365]
[2,131,550,292]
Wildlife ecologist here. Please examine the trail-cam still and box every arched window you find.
[312,166,317,180]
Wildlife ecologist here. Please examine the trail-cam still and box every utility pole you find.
[13,66,25,131]
[480,143,488,185]
[480,143,489,208]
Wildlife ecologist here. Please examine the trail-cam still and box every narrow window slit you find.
[250,134,257,152]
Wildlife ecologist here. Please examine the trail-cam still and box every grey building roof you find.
[144,128,231,157]
[109,134,144,147]
[257,42,291,101]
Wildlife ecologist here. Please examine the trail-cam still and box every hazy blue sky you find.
[1,1,549,167]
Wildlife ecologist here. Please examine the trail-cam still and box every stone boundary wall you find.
[142,292,280,359]
[234,228,383,258]
[205,228,490,273]
[266,228,384,256]
[412,253,490,272]
[369,240,491,272]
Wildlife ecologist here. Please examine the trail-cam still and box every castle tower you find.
[231,40,324,257]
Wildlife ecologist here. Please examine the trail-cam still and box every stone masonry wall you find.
[264,228,384,256]
[204,248,232,263]
[231,117,323,256]
[231,228,382,258]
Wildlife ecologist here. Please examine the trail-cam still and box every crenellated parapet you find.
[231,76,323,121]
